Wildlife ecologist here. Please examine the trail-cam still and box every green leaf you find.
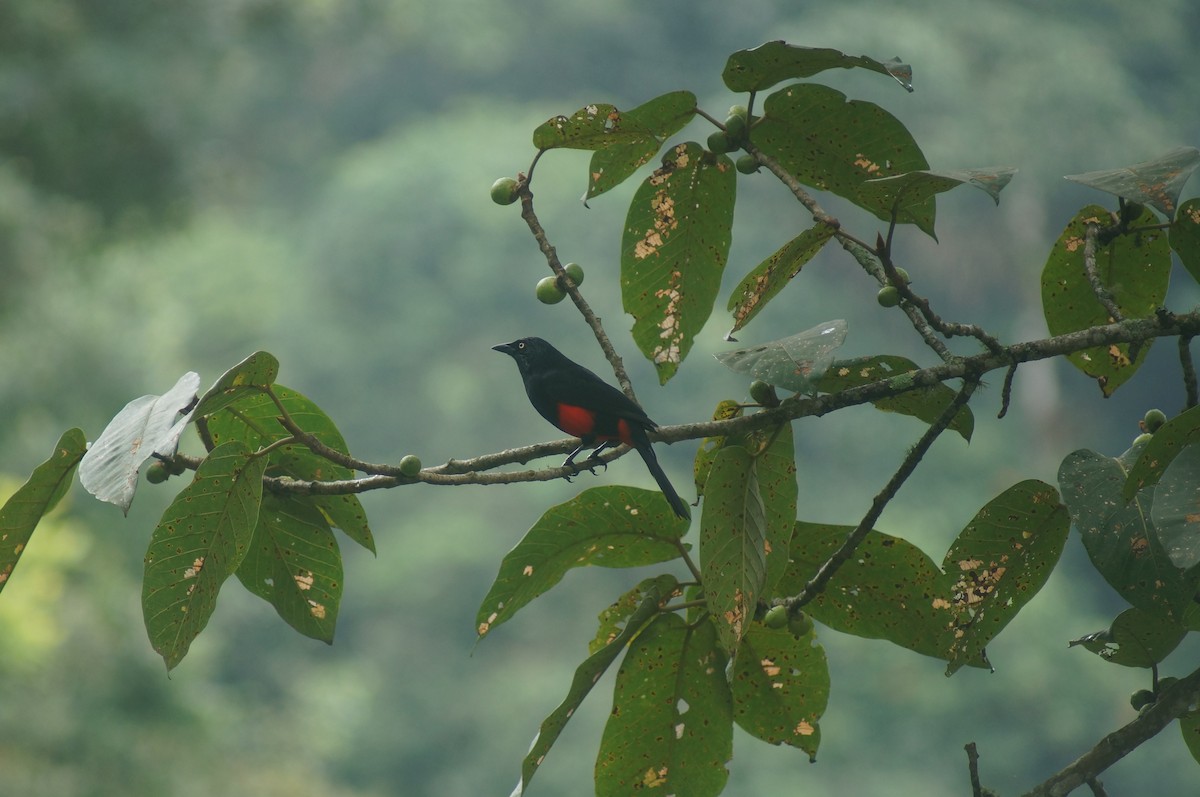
[858,167,1017,212]
[1064,147,1200,219]
[714,320,847,394]
[701,446,768,653]
[722,42,912,93]
[533,103,621,151]
[0,428,87,596]
[595,614,731,797]
[1124,406,1200,500]
[143,440,268,669]
[692,400,743,500]
[590,574,679,656]
[818,354,974,441]
[756,424,797,592]
[205,385,353,481]
[1059,449,1190,621]
[730,624,828,759]
[1170,198,1200,284]
[475,486,687,639]
[1149,443,1200,571]
[79,371,201,513]
[622,142,736,382]
[1040,204,1171,396]
[726,225,836,335]
[938,480,1069,675]
[193,350,280,417]
[1068,606,1186,667]
[781,481,1067,674]
[236,493,342,643]
[1182,709,1200,767]
[755,84,933,237]
[517,575,677,796]
[781,522,954,660]
[311,493,375,554]
[585,90,697,200]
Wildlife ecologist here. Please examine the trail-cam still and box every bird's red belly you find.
[555,403,633,444]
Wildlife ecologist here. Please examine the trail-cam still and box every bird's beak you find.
[492,342,516,355]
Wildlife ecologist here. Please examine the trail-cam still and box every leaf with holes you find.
[1124,406,1200,500]
[1059,449,1191,621]
[1065,147,1200,220]
[621,142,736,382]
[142,440,268,669]
[1040,205,1171,396]
[79,371,201,513]
[1170,198,1200,285]
[818,355,974,441]
[475,486,686,639]
[714,320,847,394]
[586,91,697,200]
[0,429,86,596]
[1149,443,1200,572]
[518,574,677,796]
[780,522,953,660]
[193,350,280,417]
[236,493,342,643]
[595,614,732,797]
[533,103,621,151]
[1068,606,1187,668]
[858,167,1017,214]
[730,624,828,759]
[727,225,836,335]
[722,42,912,93]
[701,446,767,654]
[755,84,933,236]
[939,480,1069,675]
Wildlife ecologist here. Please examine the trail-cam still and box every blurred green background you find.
[2,1,1198,794]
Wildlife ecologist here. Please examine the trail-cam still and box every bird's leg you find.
[561,441,610,480]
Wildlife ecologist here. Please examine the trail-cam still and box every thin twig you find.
[1180,333,1198,409]
[1085,776,1109,797]
[787,378,979,608]
[997,361,1018,419]
[517,184,636,400]
[1083,221,1123,323]
[964,742,984,797]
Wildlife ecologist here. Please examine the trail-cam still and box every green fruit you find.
[788,610,814,637]
[1157,676,1179,693]
[1143,408,1167,433]
[145,461,169,484]
[728,104,749,121]
[892,267,911,285]
[535,275,566,304]
[749,379,775,405]
[1132,433,1153,447]
[736,154,759,175]
[399,454,422,477]
[490,177,518,206]
[877,285,901,308]
[763,605,789,629]
[563,262,585,286]
[724,113,747,142]
[706,130,733,154]
[1129,688,1155,711]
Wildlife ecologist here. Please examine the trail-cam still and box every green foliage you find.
[5,32,1200,797]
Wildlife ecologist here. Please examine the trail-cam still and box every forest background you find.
[1,1,1198,795]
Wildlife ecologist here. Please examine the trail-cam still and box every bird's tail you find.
[636,442,691,521]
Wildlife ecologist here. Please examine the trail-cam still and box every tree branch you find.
[1021,663,1200,797]
[252,308,1200,497]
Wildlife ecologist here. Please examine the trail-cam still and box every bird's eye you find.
[518,342,525,349]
